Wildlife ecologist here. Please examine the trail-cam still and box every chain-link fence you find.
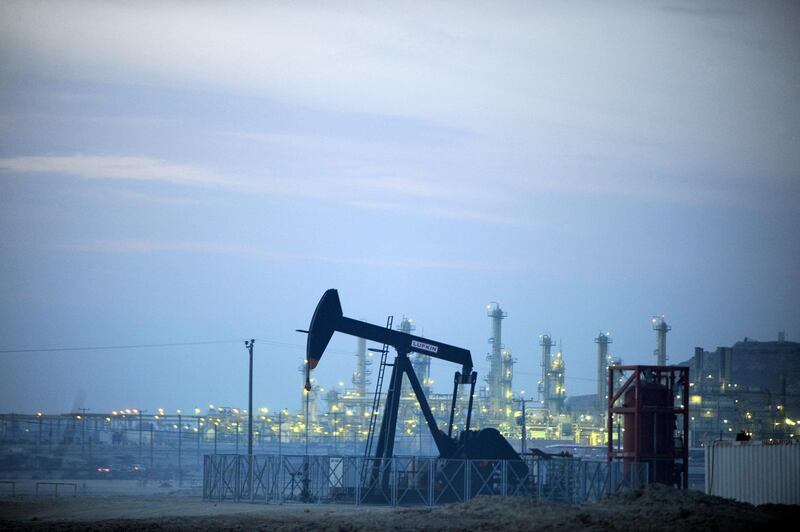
[203,454,648,505]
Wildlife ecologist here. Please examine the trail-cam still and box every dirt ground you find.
[1,484,797,531]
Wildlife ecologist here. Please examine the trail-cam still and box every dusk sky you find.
[1,1,798,415]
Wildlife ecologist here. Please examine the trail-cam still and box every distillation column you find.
[486,302,508,419]
[595,332,612,410]
[652,316,671,366]
[539,334,554,408]
[351,337,371,416]
[398,317,430,394]
[551,346,566,415]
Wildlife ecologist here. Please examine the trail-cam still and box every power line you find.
[0,339,243,354]
[0,336,354,356]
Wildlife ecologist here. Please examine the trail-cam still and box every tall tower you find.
[595,332,612,410]
[551,347,566,415]
[539,334,554,407]
[652,316,671,365]
[299,362,319,423]
[486,302,508,418]
[539,335,565,415]
[398,317,430,394]
[351,337,371,415]
[499,348,514,418]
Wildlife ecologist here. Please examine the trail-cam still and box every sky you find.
[0,0,798,416]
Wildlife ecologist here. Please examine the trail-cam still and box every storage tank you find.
[622,381,675,484]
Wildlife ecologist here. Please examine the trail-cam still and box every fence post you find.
[355,456,360,506]
[537,459,543,499]
[249,455,255,502]
[464,460,470,502]
[391,457,397,507]
[428,458,434,507]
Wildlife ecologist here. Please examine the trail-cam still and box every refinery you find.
[2,297,797,491]
[2,1,799,528]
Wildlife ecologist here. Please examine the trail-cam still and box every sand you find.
[1,484,797,531]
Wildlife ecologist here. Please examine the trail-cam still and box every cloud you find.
[1,1,798,210]
[348,200,522,226]
[106,189,205,206]
[0,155,229,187]
[1,153,518,223]
[63,238,523,272]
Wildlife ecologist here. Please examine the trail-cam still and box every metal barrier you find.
[203,454,648,506]
[35,482,77,497]
[0,480,15,497]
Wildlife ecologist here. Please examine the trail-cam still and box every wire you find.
[0,336,355,357]
[0,339,243,354]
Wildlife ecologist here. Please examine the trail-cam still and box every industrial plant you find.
[2,293,798,503]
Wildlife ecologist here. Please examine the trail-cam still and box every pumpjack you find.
[301,289,522,463]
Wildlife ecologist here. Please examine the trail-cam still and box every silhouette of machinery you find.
[301,289,521,463]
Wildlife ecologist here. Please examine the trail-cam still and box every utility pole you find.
[178,413,182,487]
[245,339,256,500]
[245,339,255,457]
[514,397,528,454]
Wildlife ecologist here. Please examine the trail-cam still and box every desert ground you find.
[1,483,797,531]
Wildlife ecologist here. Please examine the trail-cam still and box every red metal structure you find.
[607,365,689,488]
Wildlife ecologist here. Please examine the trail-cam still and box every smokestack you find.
[486,302,507,418]
[595,332,612,410]
[652,316,671,365]
[539,334,553,408]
